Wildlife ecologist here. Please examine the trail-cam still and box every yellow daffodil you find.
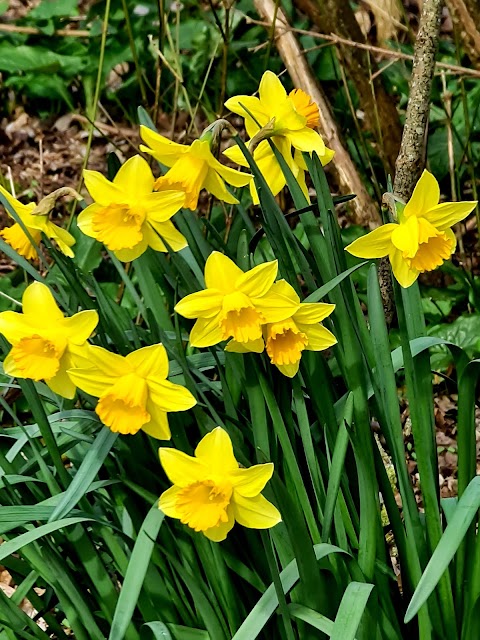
[139,126,252,210]
[78,155,186,261]
[159,427,281,541]
[68,343,196,439]
[227,280,337,377]
[174,252,299,349]
[345,170,477,288]
[0,185,75,260]
[223,71,334,203]
[0,282,98,398]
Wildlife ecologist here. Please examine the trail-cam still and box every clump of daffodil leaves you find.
[0,69,476,547]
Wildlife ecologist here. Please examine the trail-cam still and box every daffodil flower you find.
[139,126,252,210]
[68,344,196,439]
[159,427,281,541]
[227,280,337,377]
[0,282,98,398]
[345,170,477,288]
[174,252,299,349]
[0,185,75,260]
[78,155,186,261]
[223,71,334,202]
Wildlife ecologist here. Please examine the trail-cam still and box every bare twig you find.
[393,0,444,200]
[244,16,480,79]
[252,0,381,227]
[0,23,90,37]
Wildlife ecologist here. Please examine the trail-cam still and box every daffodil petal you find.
[253,143,286,199]
[203,506,235,542]
[67,368,114,397]
[259,71,287,114]
[114,238,149,262]
[125,343,169,379]
[143,225,167,252]
[139,126,187,166]
[294,302,335,324]
[159,447,207,486]
[268,280,299,302]
[202,170,238,205]
[204,251,244,292]
[390,215,419,258]
[194,426,238,474]
[189,316,224,348]
[175,289,223,319]
[230,463,274,497]
[222,144,249,168]
[253,291,299,323]
[158,485,182,517]
[143,191,186,222]
[445,227,457,253]
[3,351,23,378]
[389,248,419,288]
[206,156,252,188]
[424,201,477,230]
[276,361,301,377]
[320,147,335,166]
[45,222,75,257]
[0,312,39,342]
[345,224,396,259]
[301,323,337,350]
[232,493,281,529]
[83,170,125,205]
[0,185,31,218]
[236,260,278,298]
[23,282,64,322]
[224,95,267,132]
[403,170,440,218]
[113,155,154,200]
[148,220,188,252]
[147,378,196,412]
[77,203,101,237]
[62,310,99,344]
[225,337,264,353]
[142,401,171,440]
[285,128,326,154]
[47,363,76,399]
[81,344,129,377]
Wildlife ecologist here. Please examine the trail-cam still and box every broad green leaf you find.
[109,506,165,640]
[330,582,374,640]
[0,517,93,561]
[232,544,347,640]
[288,604,334,635]
[405,476,480,622]
[48,428,118,522]
[303,262,368,302]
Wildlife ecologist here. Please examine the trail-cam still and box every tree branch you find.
[393,0,444,201]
